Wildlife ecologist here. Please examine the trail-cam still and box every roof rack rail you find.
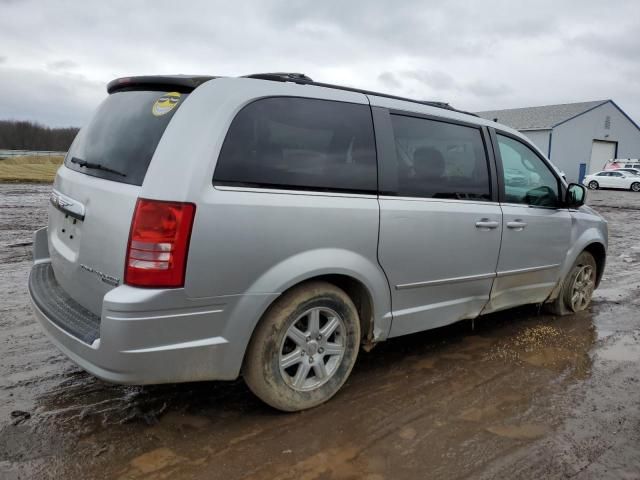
[241,72,478,117]
[243,72,314,84]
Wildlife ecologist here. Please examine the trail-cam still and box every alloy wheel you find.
[569,264,595,311]
[279,307,346,391]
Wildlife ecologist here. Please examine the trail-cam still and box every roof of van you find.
[106,73,478,117]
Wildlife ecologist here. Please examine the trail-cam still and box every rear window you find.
[65,90,187,185]
[213,97,377,193]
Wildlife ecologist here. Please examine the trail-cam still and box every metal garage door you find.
[589,140,617,174]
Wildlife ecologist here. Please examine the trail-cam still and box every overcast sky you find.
[0,0,639,127]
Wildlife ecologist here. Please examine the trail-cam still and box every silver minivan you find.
[29,73,608,411]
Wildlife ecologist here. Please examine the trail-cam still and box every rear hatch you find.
[48,79,200,316]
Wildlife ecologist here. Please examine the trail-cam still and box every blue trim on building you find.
[547,131,553,159]
[578,163,587,183]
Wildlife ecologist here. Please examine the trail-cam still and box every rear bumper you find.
[28,227,277,385]
[30,262,101,345]
[29,294,231,384]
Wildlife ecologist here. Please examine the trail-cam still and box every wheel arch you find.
[280,273,376,344]
[583,241,606,287]
[222,249,392,379]
[247,249,391,339]
[238,273,381,378]
[547,226,607,303]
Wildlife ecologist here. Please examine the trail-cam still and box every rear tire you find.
[547,251,597,316]
[243,281,360,412]
[588,181,599,190]
[631,182,640,192]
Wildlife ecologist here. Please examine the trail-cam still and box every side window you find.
[213,97,377,192]
[596,172,609,176]
[611,172,624,177]
[388,114,491,200]
[497,134,559,208]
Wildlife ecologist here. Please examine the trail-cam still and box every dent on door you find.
[483,206,571,313]
[381,199,502,337]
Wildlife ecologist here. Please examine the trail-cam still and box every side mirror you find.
[566,183,586,208]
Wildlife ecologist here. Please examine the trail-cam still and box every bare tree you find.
[0,120,79,151]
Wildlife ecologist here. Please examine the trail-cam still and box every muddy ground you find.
[0,183,639,480]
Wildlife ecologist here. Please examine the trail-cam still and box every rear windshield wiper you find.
[70,157,127,177]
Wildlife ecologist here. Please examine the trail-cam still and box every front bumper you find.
[28,227,277,385]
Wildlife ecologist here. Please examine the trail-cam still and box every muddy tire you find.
[631,182,640,192]
[243,281,360,412]
[547,251,597,316]
[588,181,599,190]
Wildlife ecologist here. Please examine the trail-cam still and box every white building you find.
[478,100,640,183]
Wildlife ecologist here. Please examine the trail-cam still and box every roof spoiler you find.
[107,75,217,94]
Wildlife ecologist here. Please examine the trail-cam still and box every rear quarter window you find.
[213,97,377,193]
[65,90,187,186]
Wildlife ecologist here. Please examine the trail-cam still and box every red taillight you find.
[125,199,196,288]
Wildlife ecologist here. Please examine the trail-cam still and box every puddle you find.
[398,426,417,440]
[485,423,550,440]
[128,447,183,474]
[155,411,211,430]
[521,347,579,369]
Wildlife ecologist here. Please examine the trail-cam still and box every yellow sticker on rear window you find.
[152,92,181,116]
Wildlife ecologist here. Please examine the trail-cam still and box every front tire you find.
[243,281,361,412]
[588,181,599,190]
[631,182,640,192]
[548,251,597,315]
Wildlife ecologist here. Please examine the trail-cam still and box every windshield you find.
[65,90,188,185]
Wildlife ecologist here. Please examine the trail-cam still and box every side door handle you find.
[506,220,528,231]
[475,219,499,230]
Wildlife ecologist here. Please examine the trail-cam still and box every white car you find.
[617,167,640,176]
[584,170,640,192]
